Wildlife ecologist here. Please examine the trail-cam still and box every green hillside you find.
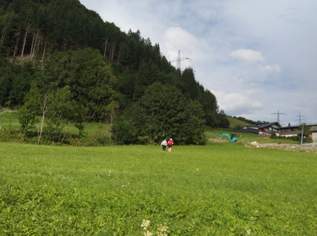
[0,110,297,145]
[0,0,229,145]
[227,116,253,129]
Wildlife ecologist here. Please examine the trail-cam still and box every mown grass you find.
[0,143,316,235]
[0,110,20,130]
[0,109,111,145]
[205,129,298,145]
[0,109,110,136]
[0,109,298,146]
[227,116,251,129]
[0,110,297,146]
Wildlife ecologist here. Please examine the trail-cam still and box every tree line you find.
[0,0,229,145]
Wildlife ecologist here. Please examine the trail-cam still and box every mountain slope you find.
[0,0,229,144]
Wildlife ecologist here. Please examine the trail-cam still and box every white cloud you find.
[214,90,263,116]
[230,49,264,63]
[163,27,201,60]
[261,64,281,73]
[79,0,317,123]
[230,49,281,75]
[162,26,213,70]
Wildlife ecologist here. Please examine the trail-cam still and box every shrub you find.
[112,118,138,144]
[112,83,206,145]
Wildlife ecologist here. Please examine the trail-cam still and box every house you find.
[310,126,317,143]
[242,121,317,141]
[241,126,259,134]
[258,122,281,136]
[241,122,281,136]
[276,125,301,138]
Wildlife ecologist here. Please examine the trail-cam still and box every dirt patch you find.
[209,138,228,144]
[247,141,317,153]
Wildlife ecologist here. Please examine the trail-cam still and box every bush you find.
[0,128,23,142]
[112,83,206,145]
[112,118,137,144]
[216,111,230,128]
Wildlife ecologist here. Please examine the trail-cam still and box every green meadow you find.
[0,110,111,145]
[1,142,316,235]
[0,110,297,146]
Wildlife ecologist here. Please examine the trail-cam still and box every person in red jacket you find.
[167,138,174,152]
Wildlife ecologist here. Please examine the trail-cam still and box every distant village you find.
[241,122,317,143]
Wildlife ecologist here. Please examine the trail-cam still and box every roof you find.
[278,130,301,135]
[310,126,317,132]
[302,124,317,128]
[242,126,258,130]
[279,125,300,130]
[241,127,259,134]
[258,122,281,129]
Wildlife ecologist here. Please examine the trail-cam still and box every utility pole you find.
[297,113,305,145]
[272,111,285,123]
[300,125,305,145]
[297,113,304,126]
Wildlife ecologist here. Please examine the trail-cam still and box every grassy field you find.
[0,110,297,146]
[227,116,252,129]
[1,142,317,235]
[205,129,298,145]
[0,110,111,145]
[0,110,20,130]
[0,109,111,136]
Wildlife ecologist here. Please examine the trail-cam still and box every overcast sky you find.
[80,0,317,124]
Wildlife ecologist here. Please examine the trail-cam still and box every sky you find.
[79,0,317,125]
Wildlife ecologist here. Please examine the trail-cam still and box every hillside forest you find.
[0,0,229,144]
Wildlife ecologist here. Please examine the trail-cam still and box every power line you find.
[297,113,304,125]
[172,50,191,72]
[272,111,285,123]
[177,50,181,71]
[293,112,307,145]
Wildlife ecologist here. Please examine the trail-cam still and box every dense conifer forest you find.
[0,0,229,144]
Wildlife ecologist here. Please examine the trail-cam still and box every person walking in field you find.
[167,138,174,152]
[161,138,168,151]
